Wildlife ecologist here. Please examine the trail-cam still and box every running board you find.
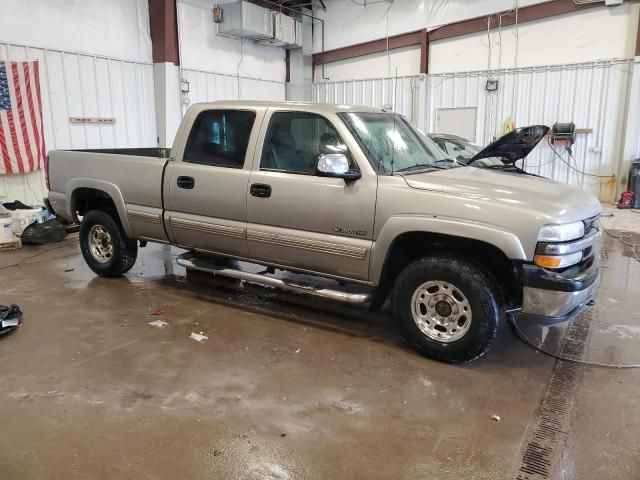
[176,253,372,305]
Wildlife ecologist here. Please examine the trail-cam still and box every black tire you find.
[79,210,137,277]
[392,255,503,363]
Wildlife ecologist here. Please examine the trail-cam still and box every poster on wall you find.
[0,60,46,175]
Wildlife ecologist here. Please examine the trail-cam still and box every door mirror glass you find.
[316,154,361,180]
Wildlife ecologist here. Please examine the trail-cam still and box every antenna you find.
[390,67,398,174]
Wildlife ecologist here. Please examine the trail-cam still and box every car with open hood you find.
[429,125,550,174]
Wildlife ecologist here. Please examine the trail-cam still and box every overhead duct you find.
[216,2,273,40]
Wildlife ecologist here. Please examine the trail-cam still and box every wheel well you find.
[72,188,118,222]
[373,232,522,310]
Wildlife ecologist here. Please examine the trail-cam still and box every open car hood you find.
[469,125,550,164]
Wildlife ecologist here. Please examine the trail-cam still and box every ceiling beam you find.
[429,0,601,41]
[313,30,423,65]
[312,0,605,67]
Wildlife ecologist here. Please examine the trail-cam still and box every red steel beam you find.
[419,29,429,74]
[313,30,423,66]
[312,0,605,67]
[429,0,602,41]
[148,0,180,65]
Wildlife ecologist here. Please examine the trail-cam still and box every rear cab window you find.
[184,110,256,168]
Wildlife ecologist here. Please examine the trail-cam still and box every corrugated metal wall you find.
[180,68,286,115]
[0,41,156,204]
[313,59,639,202]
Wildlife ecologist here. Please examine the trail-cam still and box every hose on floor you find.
[508,313,640,369]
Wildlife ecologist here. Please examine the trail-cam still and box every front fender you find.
[370,215,527,284]
[66,178,133,237]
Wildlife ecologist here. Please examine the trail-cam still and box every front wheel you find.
[392,255,503,363]
[79,210,137,277]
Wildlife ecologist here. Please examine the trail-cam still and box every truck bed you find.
[47,148,170,231]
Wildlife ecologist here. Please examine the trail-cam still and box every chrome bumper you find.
[521,272,600,323]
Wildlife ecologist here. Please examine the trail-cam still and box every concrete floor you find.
[0,210,639,479]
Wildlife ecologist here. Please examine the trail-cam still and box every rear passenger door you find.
[246,109,377,281]
[165,108,261,257]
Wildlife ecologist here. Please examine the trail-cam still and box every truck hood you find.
[401,166,602,223]
[469,125,549,164]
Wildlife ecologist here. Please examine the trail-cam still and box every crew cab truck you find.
[47,101,602,363]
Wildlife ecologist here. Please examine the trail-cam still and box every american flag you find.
[0,60,46,175]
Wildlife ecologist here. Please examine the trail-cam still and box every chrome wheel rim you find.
[88,225,113,263]
[410,280,472,343]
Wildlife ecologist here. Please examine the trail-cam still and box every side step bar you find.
[177,252,372,305]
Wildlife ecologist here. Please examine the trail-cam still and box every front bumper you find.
[518,255,600,324]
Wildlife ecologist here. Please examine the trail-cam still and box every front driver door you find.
[246,109,377,282]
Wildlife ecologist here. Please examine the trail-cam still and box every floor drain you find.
[515,313,592,479]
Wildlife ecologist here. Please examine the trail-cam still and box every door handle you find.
[250,183,272,198]
[177,176,195,189]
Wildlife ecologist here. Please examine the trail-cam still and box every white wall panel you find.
[0,43,156,204]
[314,59,638,202]
[181,68,286,113]
[429,4,640,74]
[313,75,419,122]
[177,0,285,82]
[0,0,151,63]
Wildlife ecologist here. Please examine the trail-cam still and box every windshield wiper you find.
[435,158,466,167]
[394,164,446,173]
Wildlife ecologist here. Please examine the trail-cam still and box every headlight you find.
[538,221,584,242]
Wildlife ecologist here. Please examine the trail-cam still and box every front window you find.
[338,112,456,174]
[260,111,356,175]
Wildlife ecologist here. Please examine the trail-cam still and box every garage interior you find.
[2,0,640,479]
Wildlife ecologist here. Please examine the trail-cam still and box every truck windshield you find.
[338,112,454,174]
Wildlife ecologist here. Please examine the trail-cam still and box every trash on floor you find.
[190,332,208,343]
[150,308,164,316]
[149,319,169,328]
[491,414,501,422]
[0,304,23,337]
[0,206,21,251]
[21,218,68,245]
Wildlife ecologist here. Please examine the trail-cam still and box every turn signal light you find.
[534,251,583,269]
[534,255,563,268]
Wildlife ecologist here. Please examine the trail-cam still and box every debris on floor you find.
[190,332,208,343]
[491,414,501,422]
[21,218,68,245]
[149,319,169,328]
[150,308,164,316]
[0,304,23,337]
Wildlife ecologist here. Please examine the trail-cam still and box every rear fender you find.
[67,178,132,236]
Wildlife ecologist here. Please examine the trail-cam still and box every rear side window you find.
[183,110,256,168]
[260,111,354,175]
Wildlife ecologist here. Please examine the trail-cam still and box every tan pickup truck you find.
[47,101,602,362]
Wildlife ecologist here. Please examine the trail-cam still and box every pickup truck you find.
[47,101,602,363]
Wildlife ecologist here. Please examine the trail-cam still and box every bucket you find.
[0,214,13,243]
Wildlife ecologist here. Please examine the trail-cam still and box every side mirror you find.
[316,154,361,181]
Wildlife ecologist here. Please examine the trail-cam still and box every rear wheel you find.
[79,210,137,277]
[392,255,503,363]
